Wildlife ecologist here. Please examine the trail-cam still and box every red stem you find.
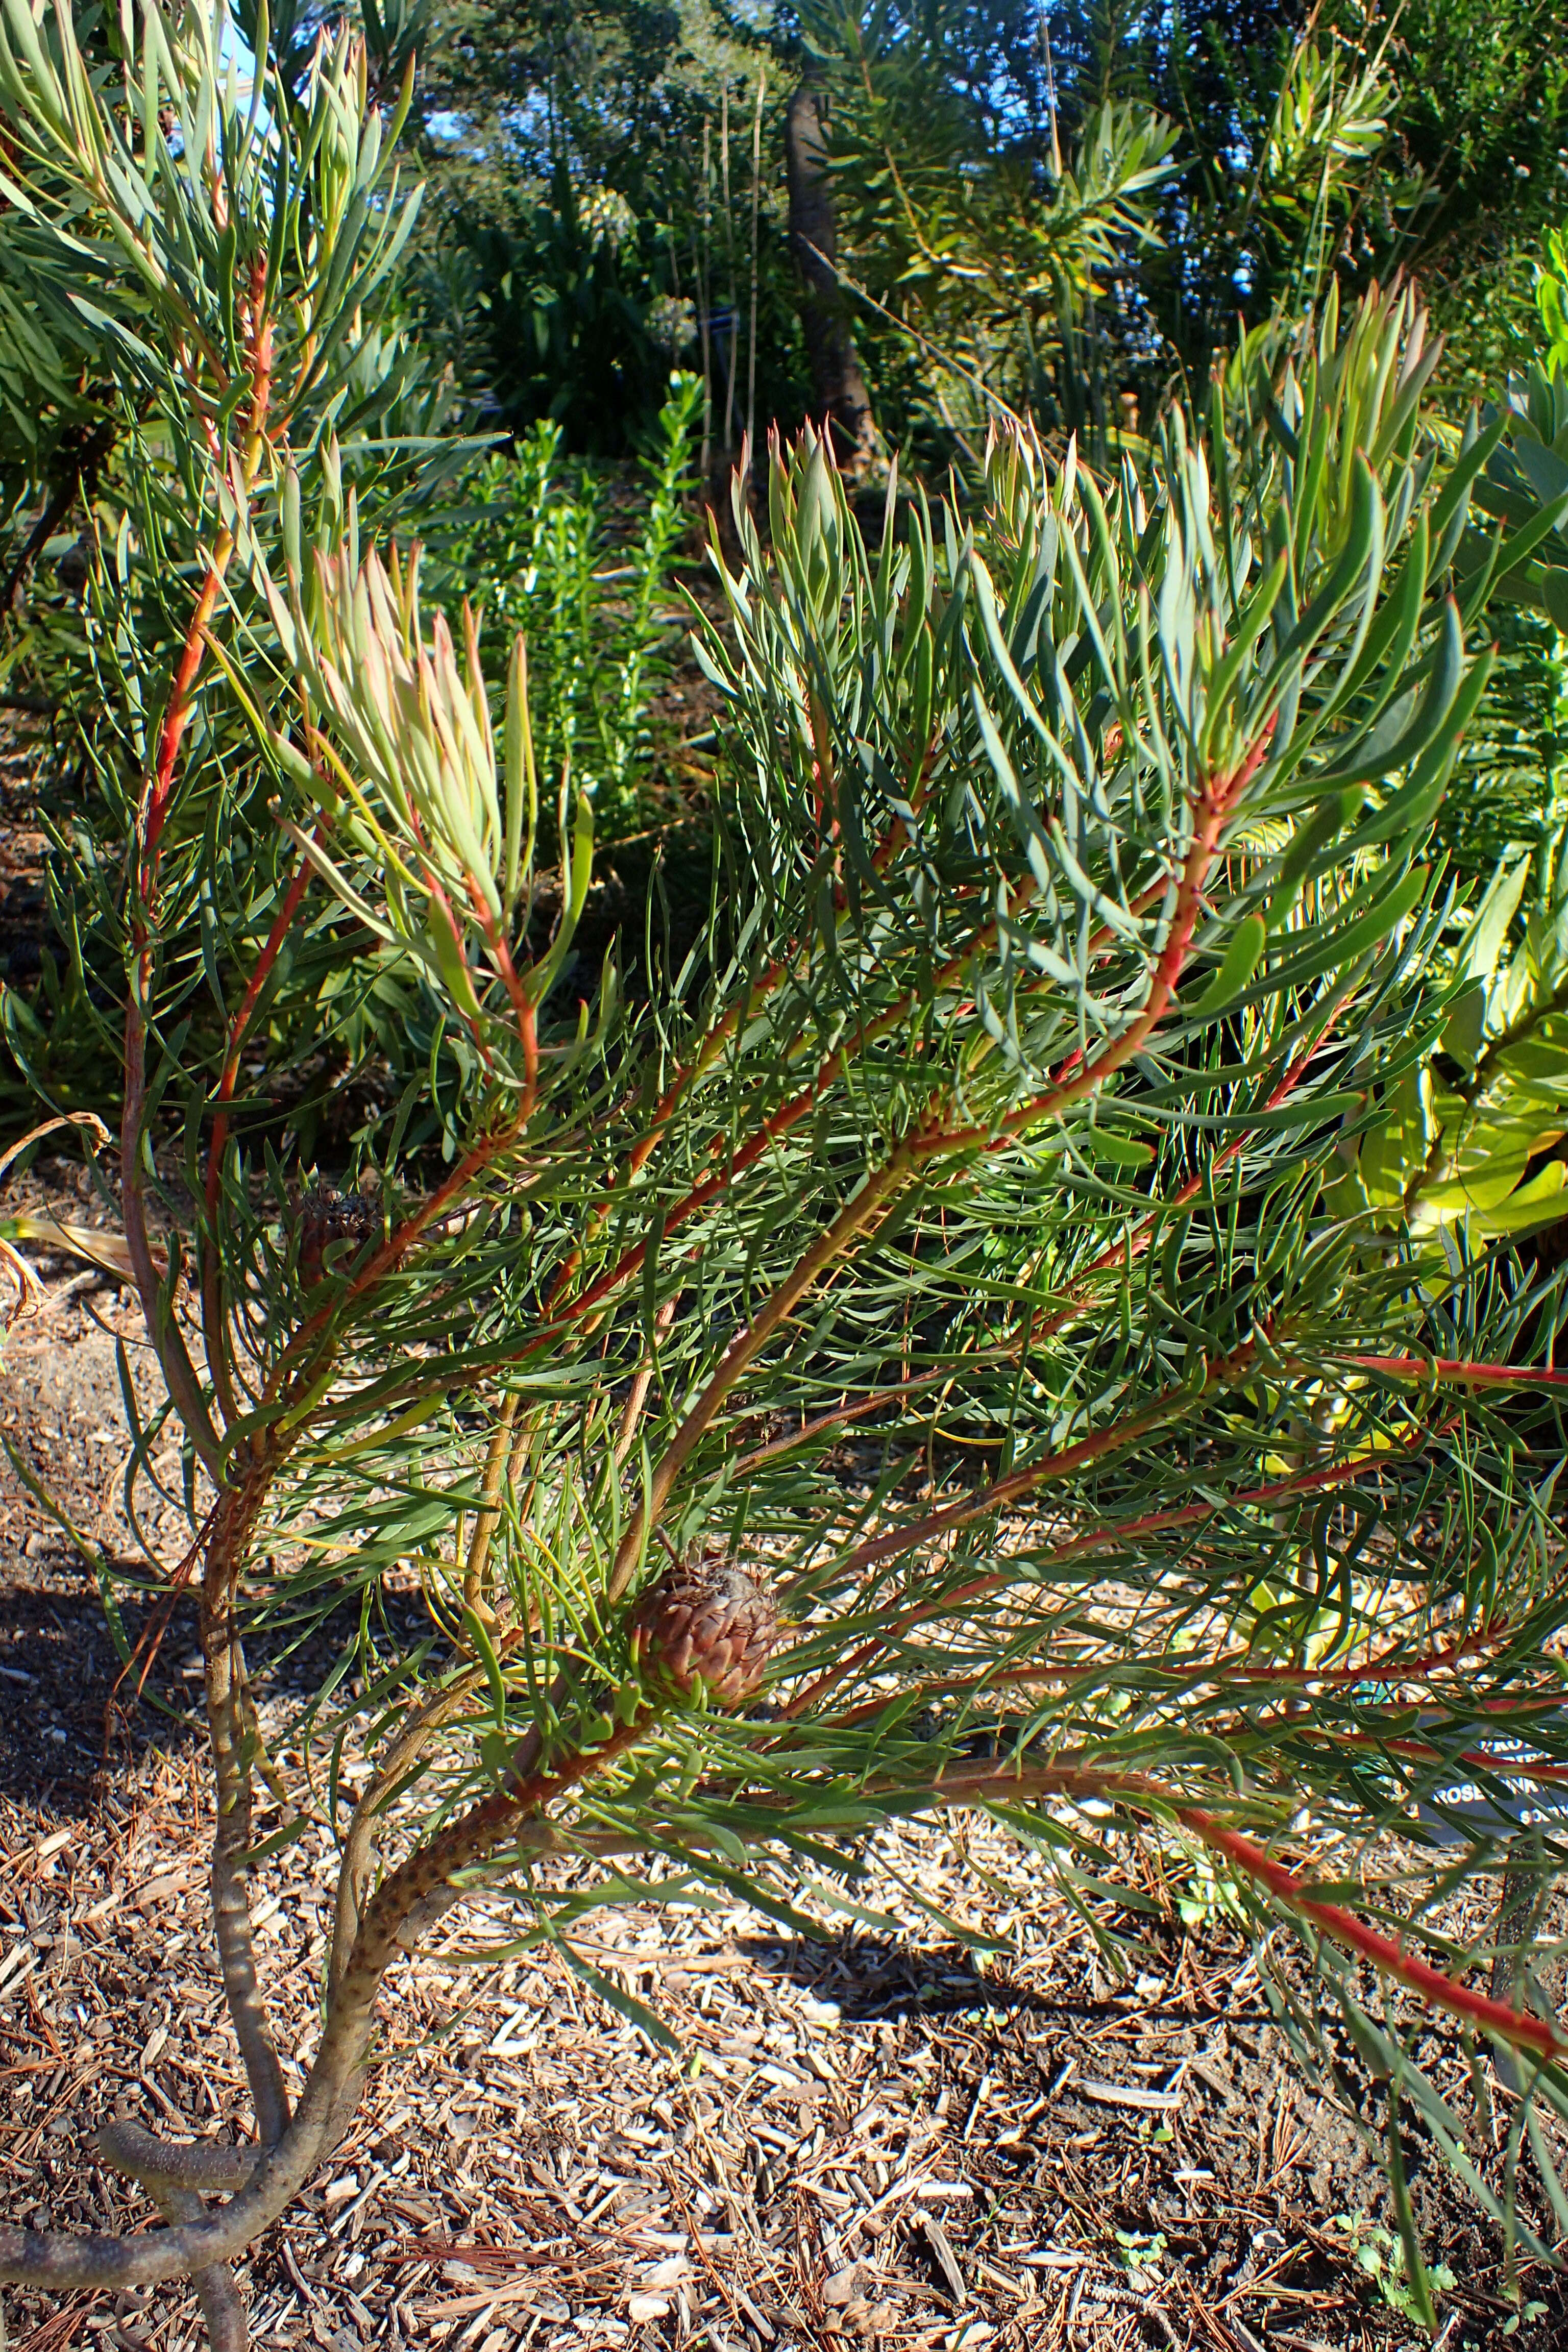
[780,1334,1271,1719]
[141,265,273,897]
[542,862,1106,1339]
[1272,1724,1568,1788]
[623,949,797,1187]
[548,831,1165,1336]
[142,557,229,891]
[735,1345,1026,1471]
[1336,1355,1568,1390]
[811,1452,1490,1729]
[670,1746,1568,2068]
[125,259,275,1473]
[1183,1809,1568,2065]
[921,721,1276,1162]
[983,969,1356,1367]
[205,846,317,1224]
[425,868,494,1070]
[739,968,1357,1478]
[471,881,532,1038]
[264,1016,541,1413]
[837,1603,1560,1736]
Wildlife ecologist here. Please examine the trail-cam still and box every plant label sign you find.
[1416,1722,1568,1844]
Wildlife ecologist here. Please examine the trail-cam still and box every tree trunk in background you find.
[785,70,878,478]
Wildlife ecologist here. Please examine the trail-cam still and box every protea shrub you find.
[5,2,1568,2342]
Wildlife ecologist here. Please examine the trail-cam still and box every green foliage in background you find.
[797,0,1181,458]
[431,373,700,836]
[1540,227,1568,383]
[0,0,474,1149]
[1356,0,1568,396]
[1038,0,1566,408]
[1332,834,1568,1238]
[389,0,1565,463]
[412,174,690,452]
[403,0,806,454]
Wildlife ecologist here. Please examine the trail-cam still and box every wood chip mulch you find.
[4,1726,1560,2352]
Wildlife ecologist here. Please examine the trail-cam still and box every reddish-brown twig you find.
[922,720,1278,1160]
[1184,1807,1568,2064]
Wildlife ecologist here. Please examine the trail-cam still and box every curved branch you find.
[0,1720,646,2293]
[1184,1806,1568,2065]
[921,724,1276,1161]
[329,1665,488,1995]
[203,1498,290,2150]
[97,2123,259,2197]
[150,2185,249,2352]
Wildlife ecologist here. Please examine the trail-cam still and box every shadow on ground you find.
[0,1569,200,1808]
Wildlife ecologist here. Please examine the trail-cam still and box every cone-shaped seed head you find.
[628,1553,780,1707]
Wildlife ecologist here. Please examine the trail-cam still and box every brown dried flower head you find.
[295,1184,381,1282]
[628,1550,780,1707]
